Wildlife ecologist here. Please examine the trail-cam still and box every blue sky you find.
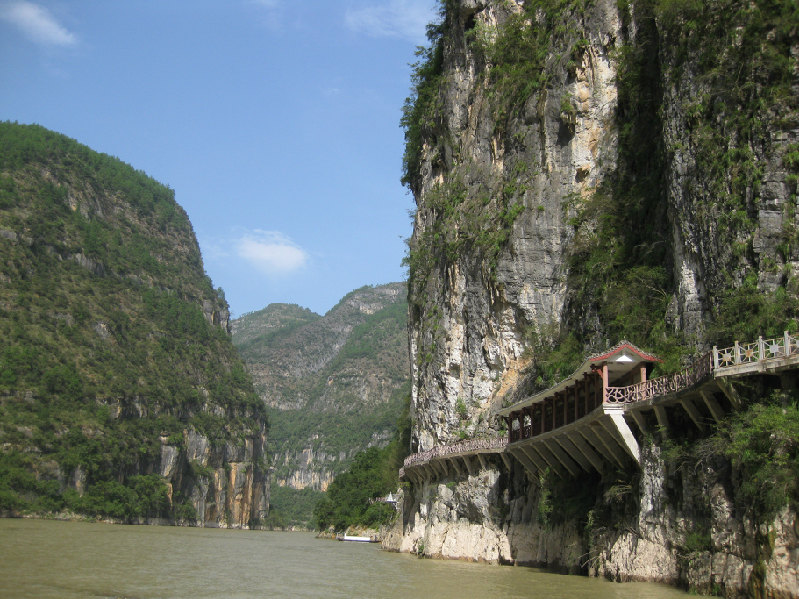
[0,0,438,316]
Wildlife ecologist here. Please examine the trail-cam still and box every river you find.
[0,519,691,598]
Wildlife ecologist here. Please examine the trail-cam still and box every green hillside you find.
[0,122,266,523]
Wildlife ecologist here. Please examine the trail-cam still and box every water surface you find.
[0,519,690,598]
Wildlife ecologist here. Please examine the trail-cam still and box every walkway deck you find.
[400,332,799,482]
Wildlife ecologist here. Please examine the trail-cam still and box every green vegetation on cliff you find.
[313,395,410,531]
[565,0,799,364]
[677,392,799,520]
[0,122,265,521]
[232,303,321,359]
[552,1,797,398]
[402,1,799,388]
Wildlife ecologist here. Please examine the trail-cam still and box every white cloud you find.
[236,230,309,275]
[345,0,437,44]
[0,1,76,46]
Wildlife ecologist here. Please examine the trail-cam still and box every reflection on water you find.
[0,519,690,598]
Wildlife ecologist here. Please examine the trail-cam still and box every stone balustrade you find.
[713,331,799,368]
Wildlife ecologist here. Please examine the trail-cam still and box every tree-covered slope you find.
[0,122,267,526]
[232,283,409,490]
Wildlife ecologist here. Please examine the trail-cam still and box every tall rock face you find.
[232,283,409,491]
[396,1,798,595]
[0,123,268,528]
[406,0,624,452]
[406,0,799,451]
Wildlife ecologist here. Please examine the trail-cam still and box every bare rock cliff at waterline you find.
[0,123,268,528]
[387,1,799,597]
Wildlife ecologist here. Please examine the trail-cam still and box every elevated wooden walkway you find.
[399,437,508,484]
[400,332,799,482]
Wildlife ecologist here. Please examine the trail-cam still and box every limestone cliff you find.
[393,1,799,596]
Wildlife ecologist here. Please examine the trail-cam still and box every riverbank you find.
[317,524,383,542]
[0,510,264,529]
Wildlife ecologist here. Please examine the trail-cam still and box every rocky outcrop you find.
[273,447,335,491]
[407,0,624,453]
[167,428,269,528]
[655,1,799,337]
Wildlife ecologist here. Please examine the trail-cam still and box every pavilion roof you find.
[496,341,660,417]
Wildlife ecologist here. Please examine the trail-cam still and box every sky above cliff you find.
[0,0,437,316]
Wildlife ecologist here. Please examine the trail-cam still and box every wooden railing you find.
[605,351,713,405]
[403,332,798,477]
[402,436,508,470]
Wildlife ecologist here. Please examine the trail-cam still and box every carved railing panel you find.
[713,332,799,369]
[605,351,713,405]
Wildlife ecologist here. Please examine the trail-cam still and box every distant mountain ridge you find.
[232,283,409,490]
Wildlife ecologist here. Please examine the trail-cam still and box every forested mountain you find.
[232,283,409,492]
[0,122,268,527]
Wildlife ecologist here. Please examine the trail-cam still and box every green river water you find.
[0,519,691,598]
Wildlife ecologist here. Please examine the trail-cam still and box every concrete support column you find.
[653,405,669,430]
[605,410,640,463]
[555,436,590,473]
[701,390,726,423]
[541,439,580,477]
[500,452,512,471]
[628,409,648,435]
[586,423,626,468]
[508,447,537,476]
[477,454,487,472]
[680,398,705,431]
[531,443,567,477]
[464,457,474,476]
[567,431,604,473]
[716,379,741,408]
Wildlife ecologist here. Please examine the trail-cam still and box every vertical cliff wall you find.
[406,0,624,452]
[395,1,799,595]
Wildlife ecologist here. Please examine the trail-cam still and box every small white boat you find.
[340,535,373,542]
